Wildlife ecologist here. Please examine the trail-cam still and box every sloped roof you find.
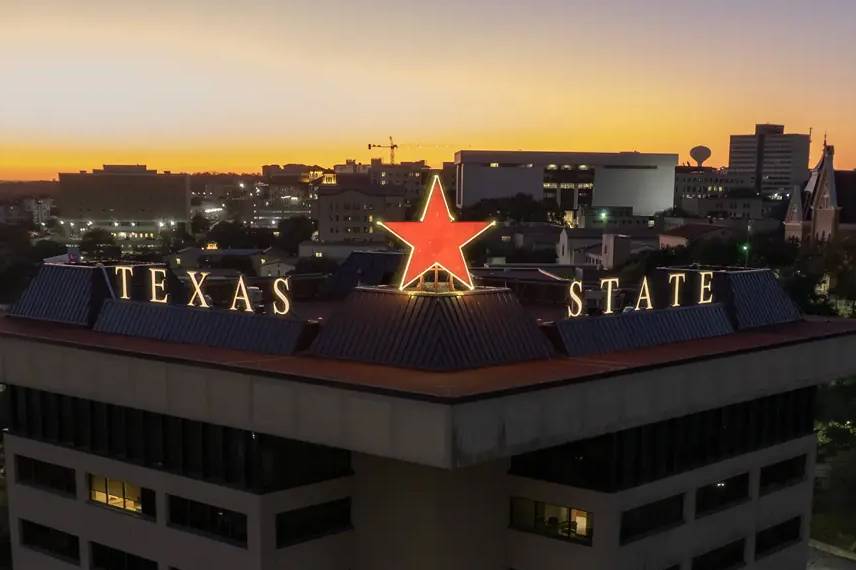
[553,304,734,357]
[8,264,113,326]
[94,300,309,355]
[309,287,553,371]
[660,224,729,240]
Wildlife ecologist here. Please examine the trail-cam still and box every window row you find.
[692,517,801,570]
[13,455,352,551]
[510,387,815,491]
[509,498,593,545]
[6,385,352,493]
[621,454,807,543]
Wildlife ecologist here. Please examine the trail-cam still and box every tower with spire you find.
[784,141,856,244]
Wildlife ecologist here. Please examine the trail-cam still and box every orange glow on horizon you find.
[2,1,855,180]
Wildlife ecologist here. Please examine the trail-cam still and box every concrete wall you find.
[2,331,855,470]
[455,151,677,215]
[5,434,354,570]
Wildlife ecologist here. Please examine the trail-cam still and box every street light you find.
[741,243,750,267]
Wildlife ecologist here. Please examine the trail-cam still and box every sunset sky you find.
[2,0,855,180]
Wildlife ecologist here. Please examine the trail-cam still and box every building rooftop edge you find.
[1,315,854,404]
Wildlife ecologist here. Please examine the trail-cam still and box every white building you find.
[454,150,678,216]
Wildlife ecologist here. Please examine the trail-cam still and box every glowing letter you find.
[567,280,584,318]
[230,275,254,313]
[114,266,134,300]
[699,271,714,304]
[272,277,291,316]
[148,268,169,304]
[635,276,654,311]
[187,271,210,308]
[600,277,619,315]
[668,272,687,307]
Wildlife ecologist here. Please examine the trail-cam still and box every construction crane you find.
[368,136,398,165]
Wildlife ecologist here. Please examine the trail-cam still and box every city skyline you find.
[3,0,856,180]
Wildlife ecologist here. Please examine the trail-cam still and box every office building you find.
[333,159,429,200]
[454,150,678,216]
[2,260,854,570]
[57,165,190,246]
[674,166,751,201]
[784,144,856,244]
[311,177,406,244]
[728,125,810,196]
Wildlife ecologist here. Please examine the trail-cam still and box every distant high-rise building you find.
[57,165,190,247]
[728,124,810,196]
[454,150,678,216]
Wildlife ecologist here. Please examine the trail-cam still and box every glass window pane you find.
[571,509,592,538]
[510,497,535,531]
[107,478,124,508]
[90,475,107,504]
[124,482,142,513]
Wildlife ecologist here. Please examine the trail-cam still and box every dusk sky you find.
[2,0,855,180]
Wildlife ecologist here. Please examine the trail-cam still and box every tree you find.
[191,214,211,235]
[462,194,551,223]
[79,228,119,259]
[205,221,254,249]
[277,216,315,255]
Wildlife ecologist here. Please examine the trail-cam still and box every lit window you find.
[510,497,592,545]
[315,251,324,258]
[489,162,500,168]
[89,474,155,518]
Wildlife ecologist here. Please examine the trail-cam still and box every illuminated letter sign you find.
[600,277,619,315]
[113,266,293,317]
[566,271,716,319]
[568,280,584,317]
[699,271,714,304]
[114,266,134,300]
[635,276,654,311]
[230,275,254,313]
[148,268,169,304]
[186,271,210,308]
[272,277,291,316]
[668,272,686,307]
[378,176,494,290]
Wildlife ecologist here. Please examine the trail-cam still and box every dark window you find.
[19,519,79,563]
[509,497,593,546]
[692,538,745,570]
[168,495,247,547]
[510,387,815,492]
[760,455,806,495]
[620,494,684,544]
[91,541,157,570]
[6,385,351,494]
[276,498,352,548]
[695,473,750,517]
[755,517,801,559]
[16,455,76,496]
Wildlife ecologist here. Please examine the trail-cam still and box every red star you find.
[380,176,494,290]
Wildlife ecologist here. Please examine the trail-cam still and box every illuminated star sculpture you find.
[379,176,495,291]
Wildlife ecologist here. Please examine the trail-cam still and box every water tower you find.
[690,145,712,167]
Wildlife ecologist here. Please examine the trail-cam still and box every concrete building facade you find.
[1,264,854,570]
[728,125,810,197]
[454,150,678,216]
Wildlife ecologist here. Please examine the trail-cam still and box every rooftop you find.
[2,314,854,404]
